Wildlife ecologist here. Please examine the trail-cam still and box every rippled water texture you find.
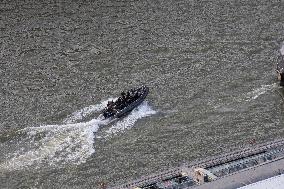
[1,0,284,188]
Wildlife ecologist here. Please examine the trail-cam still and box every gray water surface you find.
[1,0,284,188]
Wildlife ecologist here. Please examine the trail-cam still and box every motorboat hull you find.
[102,86,149,119]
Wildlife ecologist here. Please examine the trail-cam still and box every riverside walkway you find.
[111,139,284,189]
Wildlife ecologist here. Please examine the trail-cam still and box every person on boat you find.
[122,91,130,106]
[121,91,126,99]
[125,97,131,104]
[103,106,112,117]
[134,90,139,99]
[117,96,128,109]
[114,102,122,110]
[106,105,113,112]
[116,97,122,104]
[106,103,118,116]
[126,91,131,102]
[107,100,114,108]
[129,89,135,96]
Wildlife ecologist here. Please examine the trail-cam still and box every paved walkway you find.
[192,157,284,189]
[237,174,284,189]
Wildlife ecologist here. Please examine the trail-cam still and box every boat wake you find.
[242,43,284,102]
[63,98,116,124]
[100,101,156,138]
[0,100,155,171]
[245,83,278,101]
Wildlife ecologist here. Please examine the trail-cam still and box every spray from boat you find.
[0,99,156,171]
[63,98,116,124]
[102,101,156,138]
[245,83,278,101]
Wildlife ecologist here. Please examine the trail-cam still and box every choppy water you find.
[1,0,284,188]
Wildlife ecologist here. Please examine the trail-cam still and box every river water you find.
[1,0,284,188]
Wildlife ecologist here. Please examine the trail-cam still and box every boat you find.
[102,85,149,119]
[276,54,284,86]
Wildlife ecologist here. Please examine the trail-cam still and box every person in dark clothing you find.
[107,100,114,107]
[121,92,126,98]
[116,97,122,104]
[134,91,139,99]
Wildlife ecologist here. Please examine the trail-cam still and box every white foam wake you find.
[63,98,116,124]
[103,101,156,137]
[245,83,277,101]
[0,99,155,171]
[0,118,109,171]
[0,100,112,171]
